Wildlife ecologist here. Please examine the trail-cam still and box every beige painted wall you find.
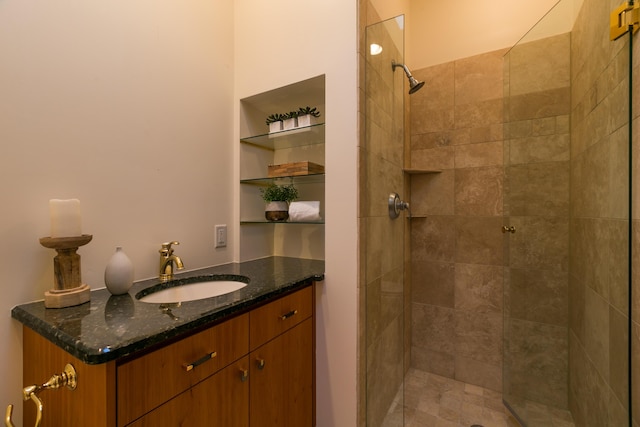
[371,0,576,69]
[234,1,359,426]
[0,1,358,426]
[0,1,235,425]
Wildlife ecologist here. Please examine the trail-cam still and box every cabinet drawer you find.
[117,313,249,426]
[127,356,250,427]
[250,285,312,351]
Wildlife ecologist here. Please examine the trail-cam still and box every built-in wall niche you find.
[239,75,325,262]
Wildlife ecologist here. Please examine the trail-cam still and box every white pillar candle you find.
[49,199,82,238]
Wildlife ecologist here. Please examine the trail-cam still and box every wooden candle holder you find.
[39,234,92,308]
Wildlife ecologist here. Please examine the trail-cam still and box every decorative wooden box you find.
[268,161,325,177]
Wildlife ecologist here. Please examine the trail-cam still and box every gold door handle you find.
[256,358,266,370]
[501,226,516,234]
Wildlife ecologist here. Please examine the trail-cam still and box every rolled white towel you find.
[289,201,322,222]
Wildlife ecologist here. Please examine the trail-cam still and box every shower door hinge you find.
[611,1,640,40]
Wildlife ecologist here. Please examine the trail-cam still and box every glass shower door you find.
[503,0,633,425]
[363,15,407,427]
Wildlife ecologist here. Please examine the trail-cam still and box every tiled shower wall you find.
[409,49,506,392]
[569,0,636,425]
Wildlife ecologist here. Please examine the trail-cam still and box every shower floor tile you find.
[382,368,575,427]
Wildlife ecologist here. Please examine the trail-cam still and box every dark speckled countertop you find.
[11,256,324,365]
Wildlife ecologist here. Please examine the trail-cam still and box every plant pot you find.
[296,114,319,127]
[269,121,283,133]
[265,201,289,221]
[283,117,297,130]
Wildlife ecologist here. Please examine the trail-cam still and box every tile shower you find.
[359,0,638,426]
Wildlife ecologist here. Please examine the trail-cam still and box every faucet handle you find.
[160,241,180,254]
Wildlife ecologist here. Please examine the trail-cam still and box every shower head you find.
[392,61,425,94]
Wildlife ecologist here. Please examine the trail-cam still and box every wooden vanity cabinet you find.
[22,284,315,427]
[249,286,314,427]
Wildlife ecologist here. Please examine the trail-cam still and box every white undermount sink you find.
[137,275,249,304]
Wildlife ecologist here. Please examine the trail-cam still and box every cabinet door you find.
[128,356,250,427]
[118,313,248,425]
[250,318,313,427]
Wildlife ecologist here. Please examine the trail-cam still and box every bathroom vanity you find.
[11,256,323,427]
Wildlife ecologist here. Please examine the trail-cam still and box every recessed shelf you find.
[403,168,442,174]
[240,174,325,185]
[240,123,325,150]
[240,220,325,225]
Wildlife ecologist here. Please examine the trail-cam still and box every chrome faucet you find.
[158,241,184,282]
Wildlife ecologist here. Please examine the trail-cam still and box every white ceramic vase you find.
[104,247,134,295]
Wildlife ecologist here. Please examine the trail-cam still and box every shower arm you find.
[391,61,413,78]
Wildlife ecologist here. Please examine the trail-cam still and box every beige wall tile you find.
[454,141,503,169]
[508,33,570,96]
[509,133,570,165]
[584,286,610,383]
[454,263,503,314]
[509,268,568,326]
[411,216,456,263]
[412,348,455,378]
[411,62,454,112]
[411,107,455,135]
[410,170,454,216]
[454,311,502,366]
[569,274,585,345]
[632,321,640,426]
[455,98,503,130]
[411,146,455,170]
[508,216,568,272]
[505,318,568,407]
[412,260,455,308]
[455,216,504,266]
[455,49,506,105]
[454,166,503,216]
[412,302,456,354]
[508,87,571,121]
[454,356,502,392]
[608,307,629,410]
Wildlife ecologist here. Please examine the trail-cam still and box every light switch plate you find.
[215,225,227,248]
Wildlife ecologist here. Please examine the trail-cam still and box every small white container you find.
[269,121,283,133]
[296,114,318,128]
[283,117,297,130]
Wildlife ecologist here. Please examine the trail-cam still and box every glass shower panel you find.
[503,0,632,425]
[364,15,407,427]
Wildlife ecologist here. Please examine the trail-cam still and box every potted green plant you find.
[297,106,321,127]
[282,111,299,130]
[260,183,299,221]
[266,113,286,133]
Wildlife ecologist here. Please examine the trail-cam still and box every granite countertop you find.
[11,256,324,365]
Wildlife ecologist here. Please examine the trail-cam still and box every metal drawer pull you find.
[280,309,298,320]
[256,358,265,370]
[183,351,217,372]
[240,369,249,382]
